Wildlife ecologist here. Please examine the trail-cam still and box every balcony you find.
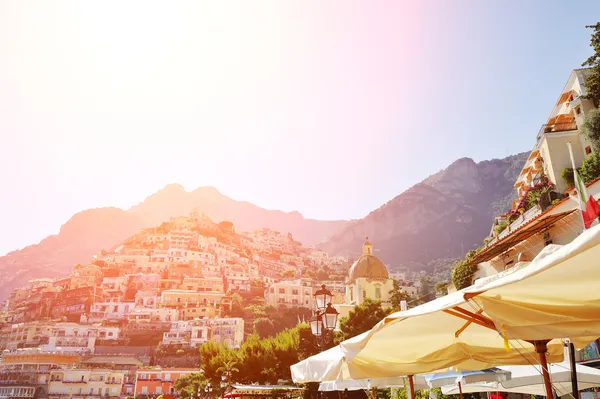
[537,121,577,139]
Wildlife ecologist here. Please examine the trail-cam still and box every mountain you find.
[0,187,349,300]
[319,152,529,274]
[128,184,349,246]
[0,207,145,301]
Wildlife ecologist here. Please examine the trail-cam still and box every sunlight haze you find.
[1,1,599,255]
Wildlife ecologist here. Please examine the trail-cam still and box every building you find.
[0,352,80,399]
[87,302,135,323]
[40,323,120,354]
[513,69,596,197]
[134,368,197,397]
[265,279,314,308]
[334,239,394,321]
[48,367,126,399]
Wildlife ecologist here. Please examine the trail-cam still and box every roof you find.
[347,254,389,283]
[467,210,576,266]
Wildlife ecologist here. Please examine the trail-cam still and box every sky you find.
[1,1,600,256]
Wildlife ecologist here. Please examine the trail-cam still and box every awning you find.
[527,150,540,161]
[556,112,575,123]
[466,210,576,265]
[556,90,573,106]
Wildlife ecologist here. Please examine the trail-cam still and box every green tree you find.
[561,167,577,189]
[581,108,600,152]
[418,276,436,304]
[254,317,276,338]
[582,23,600,106]
[388,279,411,311]
[338,298,391,340]
[174,373,209,399]
[580,151,600,183]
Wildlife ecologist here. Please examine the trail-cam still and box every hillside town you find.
[0,206,423,399]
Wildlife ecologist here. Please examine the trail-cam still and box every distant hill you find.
[0,186,350,300]
[319,152,528,276]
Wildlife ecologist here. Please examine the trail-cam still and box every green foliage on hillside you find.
[451,250,479,290]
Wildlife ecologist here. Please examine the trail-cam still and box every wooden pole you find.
[458,381,463,399]
[408,375,415,399]
[534,340,554,398]
[569,342,580,399]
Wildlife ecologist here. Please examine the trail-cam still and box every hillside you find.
[319,152,528,274]
[0,187,349,301]
[128,184,349,247]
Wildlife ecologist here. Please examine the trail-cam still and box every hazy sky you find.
[1,1,600,256]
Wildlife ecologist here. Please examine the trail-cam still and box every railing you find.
[537,121,577,139]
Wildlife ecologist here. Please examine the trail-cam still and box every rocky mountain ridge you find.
[319,152,529,273]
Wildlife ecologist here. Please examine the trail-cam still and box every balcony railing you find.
[537,121,577,139]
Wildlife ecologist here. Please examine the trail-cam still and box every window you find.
[156,387,162,394]
[292,289,299,295]
[108,332,113,337]
[586,146,592,155]
[375,286,381,299]
[113,305,118,312]
[576,106,582,115]
[141,387,148,394]
[278,288,285,294]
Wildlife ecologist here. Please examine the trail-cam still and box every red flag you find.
[583,195,600,229]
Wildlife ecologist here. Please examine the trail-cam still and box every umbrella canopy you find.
[340,226,600,381]
[468,223,600,342]
[425,368,511,388]
[339,285,566,380]
[441,362,600,397]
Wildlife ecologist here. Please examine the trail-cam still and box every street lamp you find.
[313,285,333,312]
[311,285,339,350]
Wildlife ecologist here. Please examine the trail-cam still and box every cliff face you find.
[319,153,528,271]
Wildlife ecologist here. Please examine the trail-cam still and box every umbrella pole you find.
[569,342,580,399]
[458,381,463,399]
[408,375,415,399]
[534,340,554,398]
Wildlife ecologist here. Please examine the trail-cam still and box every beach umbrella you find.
[441,362,600,397]
[338,227,600,396]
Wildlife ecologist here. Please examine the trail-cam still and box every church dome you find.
[347,238,389,284]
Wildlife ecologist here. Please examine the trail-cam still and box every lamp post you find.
[310,285,339,350]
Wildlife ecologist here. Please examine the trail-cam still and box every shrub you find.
[580,152,600,183]
[561,167,576,189]
[581,108,600,151]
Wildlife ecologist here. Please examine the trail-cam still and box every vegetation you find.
[494,219,509,235]
[388,279,412,311]
[451,250,479,290]
[580,152,600,183]
[434,281,448,296]
[581,108,600,151]
[582,23,600,106]
[338,298,391,341]
[561,152,600,189]
[561,166,577,189]
[193,324,317,386]
[174,373,209,399]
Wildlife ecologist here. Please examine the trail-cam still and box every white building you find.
[265,279,314,308]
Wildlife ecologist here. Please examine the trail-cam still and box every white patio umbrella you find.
[339,224,600,399]
[441,362,600,397]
